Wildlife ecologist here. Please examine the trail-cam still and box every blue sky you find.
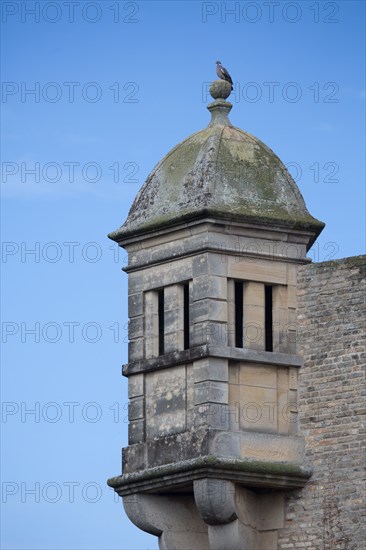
[1,1,365,549]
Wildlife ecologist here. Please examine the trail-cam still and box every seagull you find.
[216,61,233,90]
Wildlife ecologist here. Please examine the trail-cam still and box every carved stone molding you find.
[122,481,285,550]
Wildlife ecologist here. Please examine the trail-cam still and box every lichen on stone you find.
[109,120,324,244]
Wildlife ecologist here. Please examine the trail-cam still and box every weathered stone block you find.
[145,366,189,438]
[128,419,145,444]
[228,363,239,385]
[128,373,144,399]
[228,256,287,285]
[239,364,277,388]
[243,281,265,351]
[272,285,288,353]
[144,290,159,358]
[207,252,229,277]
[194,403,229,430]
[287,306,297,354]
[239,385,278,433]
[193,252,228,278]
[128,338,144,361]
[192,298,228,324]
[240,431,304,463]
[129,397,144,421]
[209,430,240,457]
[194,381,228,405]
[128,272,144,295]
[146,430,209,467]
[142,259,192,290]
[193,357,229,383]
[256,493,285,530]
[191,321,227,346]
[192,254,209,277]
[122,443,147,473]
[128,316,143,340]
[192,275,227,302]
[128,292,144,317]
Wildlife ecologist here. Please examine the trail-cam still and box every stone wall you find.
[278,255,366,549]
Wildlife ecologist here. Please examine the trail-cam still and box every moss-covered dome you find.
[109,83,324,245]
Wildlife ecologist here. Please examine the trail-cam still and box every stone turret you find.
[108,78,324,549]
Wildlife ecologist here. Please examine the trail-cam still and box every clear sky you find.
[1,1,365,549]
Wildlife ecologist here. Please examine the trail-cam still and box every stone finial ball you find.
[210,79,232,100]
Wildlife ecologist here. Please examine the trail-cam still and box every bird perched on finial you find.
[216,61,233,90]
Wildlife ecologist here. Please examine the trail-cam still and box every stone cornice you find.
[108,455,312,496]
[122,345,302,376]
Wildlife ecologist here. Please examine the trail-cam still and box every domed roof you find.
[109,81,324,245]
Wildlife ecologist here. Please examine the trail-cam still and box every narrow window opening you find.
[265,285,273,352]
[158,289,164,355]
[183,283,190,350]
[235,281,244,348]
